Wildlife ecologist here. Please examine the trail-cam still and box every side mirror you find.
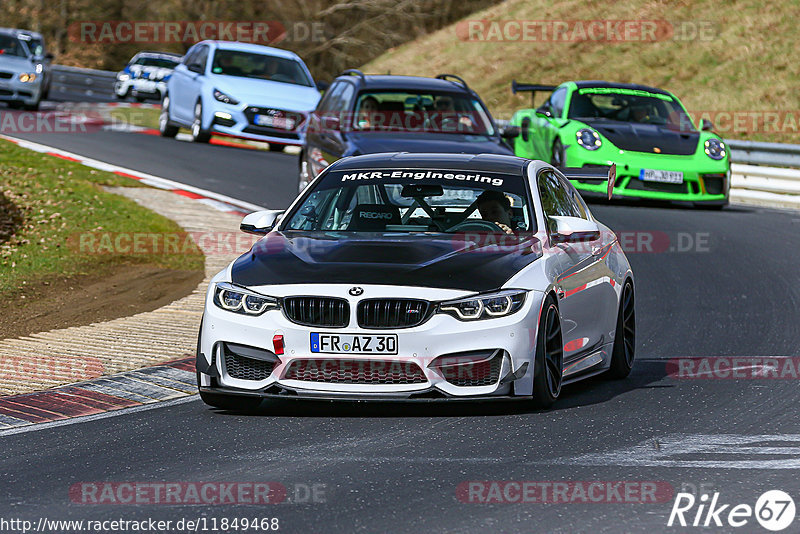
[549,216,600,243]
[316,80,330,91]
[700,119,714,131]
[535,106,552,119]
[240,210,284,234]
[321,115,341,132]
[187,63,204,74]
[43,52,54,61]
[501,125,520,139]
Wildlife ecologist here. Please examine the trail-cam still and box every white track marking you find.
[0,395,199,438]
[0,134,267,212]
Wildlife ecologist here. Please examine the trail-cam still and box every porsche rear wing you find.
[559,165,617,200]
[511,80,557,106]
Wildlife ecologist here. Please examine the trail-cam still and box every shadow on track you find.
[200,359,670,418]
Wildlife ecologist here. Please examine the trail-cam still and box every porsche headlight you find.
[213,282,278,316]
[438,290,527,321]
[213,89,239,105]
[576,128,602,150]
[704,138,726,160]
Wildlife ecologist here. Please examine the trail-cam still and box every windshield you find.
[284,168,534,234]
[352,91,495,135]
[210,50,312,87]
[568,87,693,129]
[135,56,179,68]
[0,35,26,57]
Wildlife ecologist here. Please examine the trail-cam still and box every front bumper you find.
[567,150,730,203]
[0,77,42,105]
[207,102,306,146]
[198,284,542,399]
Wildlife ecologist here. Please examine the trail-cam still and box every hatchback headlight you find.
[704,138,726,160]
[213,282,278,315]
[213,89,239,105]
[18,73,36,83]
[576,128,601,150]
[438,290,527,321]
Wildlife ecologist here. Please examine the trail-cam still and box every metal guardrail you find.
[48,65,117,103]
[725,139,800,168]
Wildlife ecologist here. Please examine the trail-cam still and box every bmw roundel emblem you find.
[349,287,364,296]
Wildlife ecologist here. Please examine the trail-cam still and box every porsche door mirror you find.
[549,216,600,243]
[700,119,714,131]
[240,210,284,235]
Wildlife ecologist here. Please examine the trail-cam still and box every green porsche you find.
[509,81,730,208]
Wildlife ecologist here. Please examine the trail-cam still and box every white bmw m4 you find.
[197,153,635,409]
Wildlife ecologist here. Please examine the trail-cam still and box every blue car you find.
[115,51,182,102]
[160,41,321,149]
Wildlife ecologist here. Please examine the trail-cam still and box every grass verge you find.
[0,138,204,298]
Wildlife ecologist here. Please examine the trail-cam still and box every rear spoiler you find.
[559,165,617,200]
[511,80,557,106]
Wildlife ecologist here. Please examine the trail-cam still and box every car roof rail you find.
[340,69,366,80]
[436,74,469,90]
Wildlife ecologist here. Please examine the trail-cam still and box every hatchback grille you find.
[224,352,275,381]
[0,72,12,79]
[283,296,349,327]
[357,299,430,329]
[284,359,427,384]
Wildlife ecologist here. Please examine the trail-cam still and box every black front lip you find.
[198,385,522,403]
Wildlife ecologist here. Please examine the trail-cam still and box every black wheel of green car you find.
[520,117,531,142]
[532,297,563,408]
[551,139,565,168]
[159,95,179,138]
[191,100,211,143]
[606,281,636,379]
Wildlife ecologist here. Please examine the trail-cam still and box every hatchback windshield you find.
[0,35,26,57]
[211,50,312,87]
[568,87,693,129]
[285,168,534,233]
[135,56,180,68]
[352,92,495,135]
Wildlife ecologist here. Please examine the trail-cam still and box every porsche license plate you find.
[310,333,398,355]
[640,169,684,184]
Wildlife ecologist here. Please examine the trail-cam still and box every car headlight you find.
[18,73,36,83]
[438,290,527,321]
[117,73,130,81]
[704,138,726,160]
[213,282,278,316]
[576,128,602,150]
[213,89,239,105]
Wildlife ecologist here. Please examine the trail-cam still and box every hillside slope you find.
[363,0,799,142]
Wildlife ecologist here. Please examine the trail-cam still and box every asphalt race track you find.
[2,118,800,532]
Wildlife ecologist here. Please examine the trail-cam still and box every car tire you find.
[269,144,285,152]
[23,101,39,111]
[159,95,179,138]
[191,100,211,143]
[551,139,565,168]
[605,281,636,379]
[531,296,563,408]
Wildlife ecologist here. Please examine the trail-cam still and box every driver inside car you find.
[476,190,515,234]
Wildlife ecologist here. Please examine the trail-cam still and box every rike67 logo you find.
[668,490,796,531]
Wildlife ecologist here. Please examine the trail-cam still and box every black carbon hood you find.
[230,232,541,293]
